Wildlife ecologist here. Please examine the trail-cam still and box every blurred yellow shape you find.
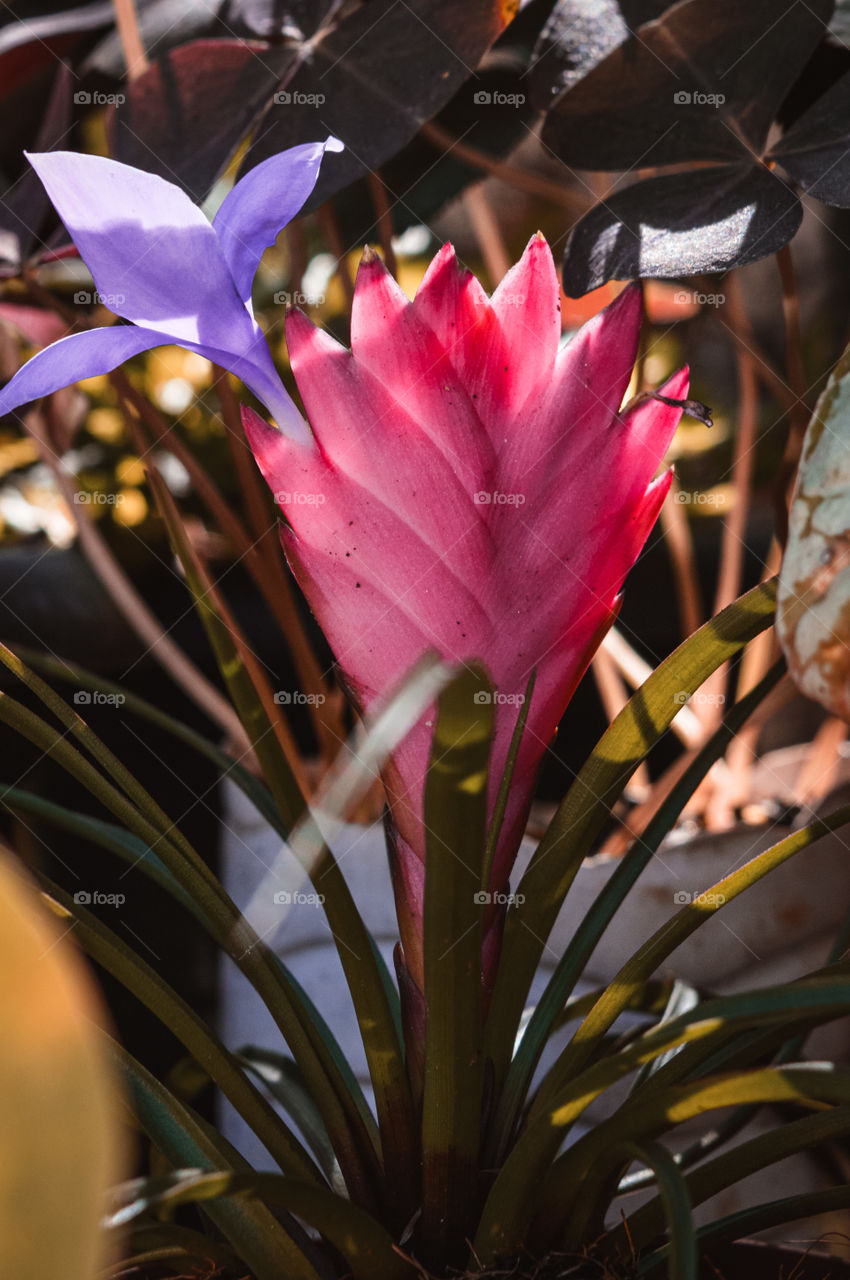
[0,849,123,1279]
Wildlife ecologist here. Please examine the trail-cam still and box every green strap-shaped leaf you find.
[481,668,535,891]
[547,1065,850,1251]
[106,1168,411,1280]
[1,788,196,915]
[626,1102,850,1254]
[109,1040,324,1280]
[6,644,284,835]
[486,662,783,1165]
[484,580,777,1078]
[38,882,324,1186]
[237,1046,339,1181]
[421,666,494,1266]
[617,1142,696,1280]
[0,693,381,1208]
[531,800,850,1121]
[153,471,422,1219]
[475,976,850,1259]
[640,1183,850,1271]
[1,785,379,1154]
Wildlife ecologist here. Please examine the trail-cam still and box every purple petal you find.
[0,324,166,417]
[213,137,343,304]
[25,151,257,354]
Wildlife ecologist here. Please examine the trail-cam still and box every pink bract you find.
[245,234,687,987]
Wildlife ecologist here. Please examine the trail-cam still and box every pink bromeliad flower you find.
[245,234,688,989]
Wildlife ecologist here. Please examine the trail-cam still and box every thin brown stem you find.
[366,171,398,280]
[213,368,345,761]
[696,271,760,735]
[661,482,704,641]
[22,408,248,751]
[463,185,512,286]
[775,242,811,544]
[111,0,149,79]
[316,203,355,309]
[421,121,590,215]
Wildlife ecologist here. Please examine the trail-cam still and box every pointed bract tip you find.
[324,136,344,153]
[361,243,378,264]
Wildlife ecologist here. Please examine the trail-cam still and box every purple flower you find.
[0,139,343,442]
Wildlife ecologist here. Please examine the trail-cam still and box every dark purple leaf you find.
[0,64,73,274]
[769,70,850,208]
[109,39,291,202]
[322,3,551,246]
[529,0,667,111]
[541,0,833,171]
[561,163,802,295]
[238,0,512,209]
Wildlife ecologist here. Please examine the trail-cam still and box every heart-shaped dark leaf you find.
[542,0,833,171]
[0,2,113,106]
[561,163,802,296]
[0,64,73,275]
[529,0,667,111]
[238,0,512,210]
[109,38,291,202]
[769,70,850,208]
[322,3,552,247]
